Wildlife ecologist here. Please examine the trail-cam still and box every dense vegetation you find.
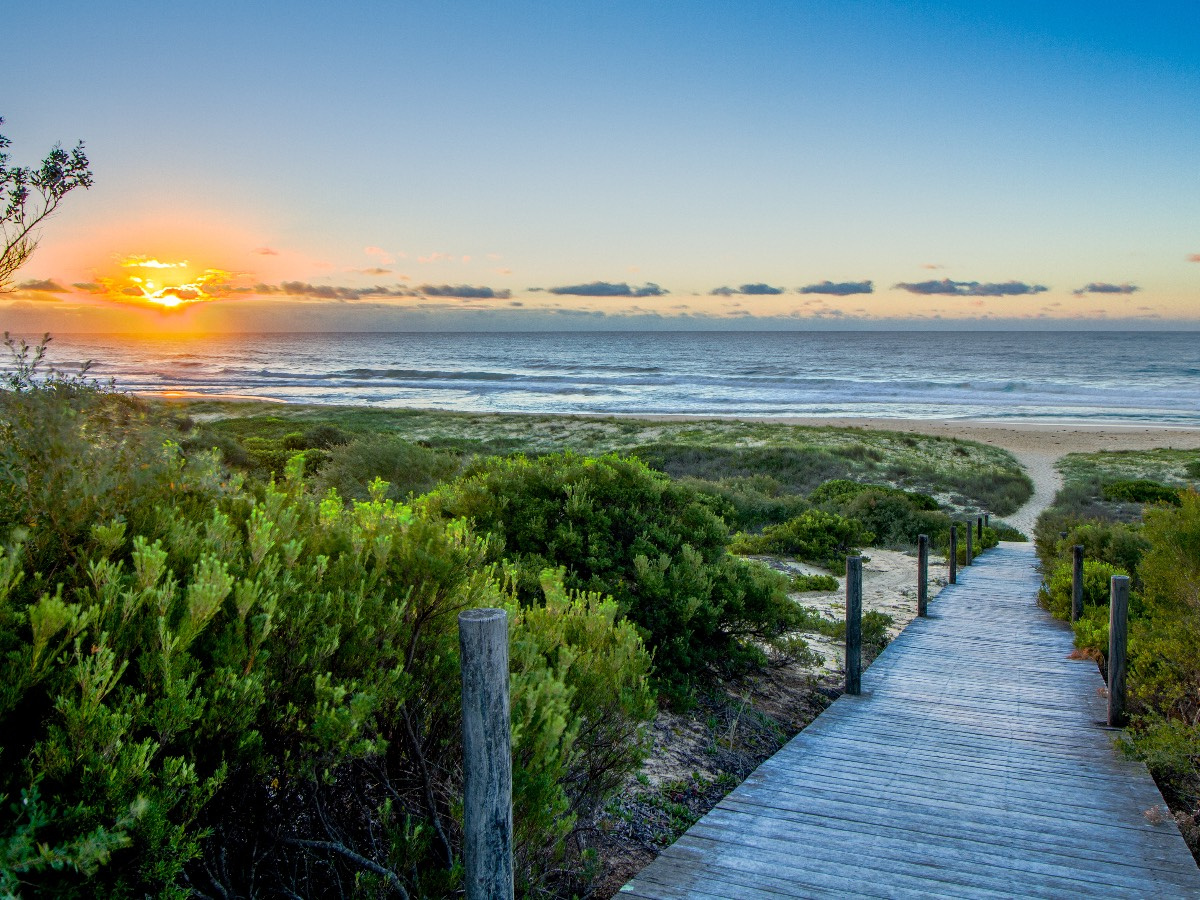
[1034,449,1200,845]
[0,337,1027,896]
[0,343,655,897]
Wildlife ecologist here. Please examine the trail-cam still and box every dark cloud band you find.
[893,279,1048,297]
[546,281,667,297]
[1073,282,1139,296]
[798,280,873,296]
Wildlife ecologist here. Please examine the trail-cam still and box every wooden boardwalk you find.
[622,542,1200,898]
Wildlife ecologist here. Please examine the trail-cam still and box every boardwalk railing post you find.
[976,516,983,543]
[1071,545,1084,623]
[949,525,958,584]
[917,534,929,617]
[965,521,973,566]
[1108,576,1130,728]
[845,556,862,695]
[459,608,514,900]
[984,513,990,529]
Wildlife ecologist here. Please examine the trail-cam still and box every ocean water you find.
[29,331,1200,424]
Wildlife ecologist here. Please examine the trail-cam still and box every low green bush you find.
[1038,558,1129,620]
[731,509,873,568]
[315,433,463,501]
[422,452,804,699]
[809,479,938,511]
[1102,479,1181,506]
[790,573,839,592]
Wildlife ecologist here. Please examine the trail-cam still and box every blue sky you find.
[4,0,1198,331]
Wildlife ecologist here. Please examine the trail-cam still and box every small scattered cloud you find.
[893,279,1048,297]
[121,255,188,269]
[798,280,873,296]
[547,281,668,297]
[921,263,946,270]
[364,246,395,265]
[360,267,392,276]
[418,284,512,299]
[709,283,785,296]
[418,251,454,264]
[262,281,419,301]
[252,247,279,256]
[1187,253,1200,263]
[1073,282,1139,296]
[15,279,68,293]
[73,282,102,292]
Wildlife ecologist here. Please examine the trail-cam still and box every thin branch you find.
[279,838,410,900]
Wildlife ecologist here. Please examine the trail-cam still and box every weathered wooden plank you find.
[622,544,1200,898]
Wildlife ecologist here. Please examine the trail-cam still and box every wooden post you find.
[917,534,929,617]
[1108,577,1130,728]
[845,556,862,696]
[984,513,990,529]
[1071,545,1084,623]
[965,521,973,566]
[976,516,983,543]
[949,525,958,585]
[459,609,514,900]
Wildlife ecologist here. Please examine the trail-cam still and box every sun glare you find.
[89,255,245,311]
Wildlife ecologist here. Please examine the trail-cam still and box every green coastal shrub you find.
[732,509,873,568]
[809,478,938,511]
[1102,479,1181,506]
[675,474,811,532]
[790,573,839,592]
[314,433,462,501]
[422,452,804,697]
[1038,558,1129,620]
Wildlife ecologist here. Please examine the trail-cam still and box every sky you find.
[3,0,1198,332]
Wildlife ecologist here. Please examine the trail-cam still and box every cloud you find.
[921,263,946,270]
[798,280,873,296]
[1073,282,1139,296]
[252,247,279,256]
[418,251,454,264]
[263,281,419,301]
[546,281,668,297]
[360,267,392,275]
[15,279,68,293]
[418,284,512,299]
[1188,254,1200,263]
[365,246,395,264]
[893,279,1048,296]
[709,283,785,296]
[73,282,102,292]
[121,255,187,269]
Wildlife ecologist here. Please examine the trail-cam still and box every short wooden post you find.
[1108,577,1129,728]
[976,516,983,543]
[949,525,958,584]
[1071,545,1084,623]
[459,609,514,900]
[965,521,973,566]
[917,534,929,617]
[984,513,990,529]
[845,556,862,695]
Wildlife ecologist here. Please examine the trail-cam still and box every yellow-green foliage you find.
[1038,558,1129,621]
[0,358,654,897]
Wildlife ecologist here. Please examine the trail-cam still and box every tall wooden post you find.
[965,521,973,566]
[917,534,929,617]
[1071,545,1084,623]
[459,609,514,900]
[976,516,983,543]
[1108,577,1130,728]
[845,556,862,696]
[984,513,990,529]
[949,525,958,585]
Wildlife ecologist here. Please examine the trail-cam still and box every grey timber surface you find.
[621,542,1200,899]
